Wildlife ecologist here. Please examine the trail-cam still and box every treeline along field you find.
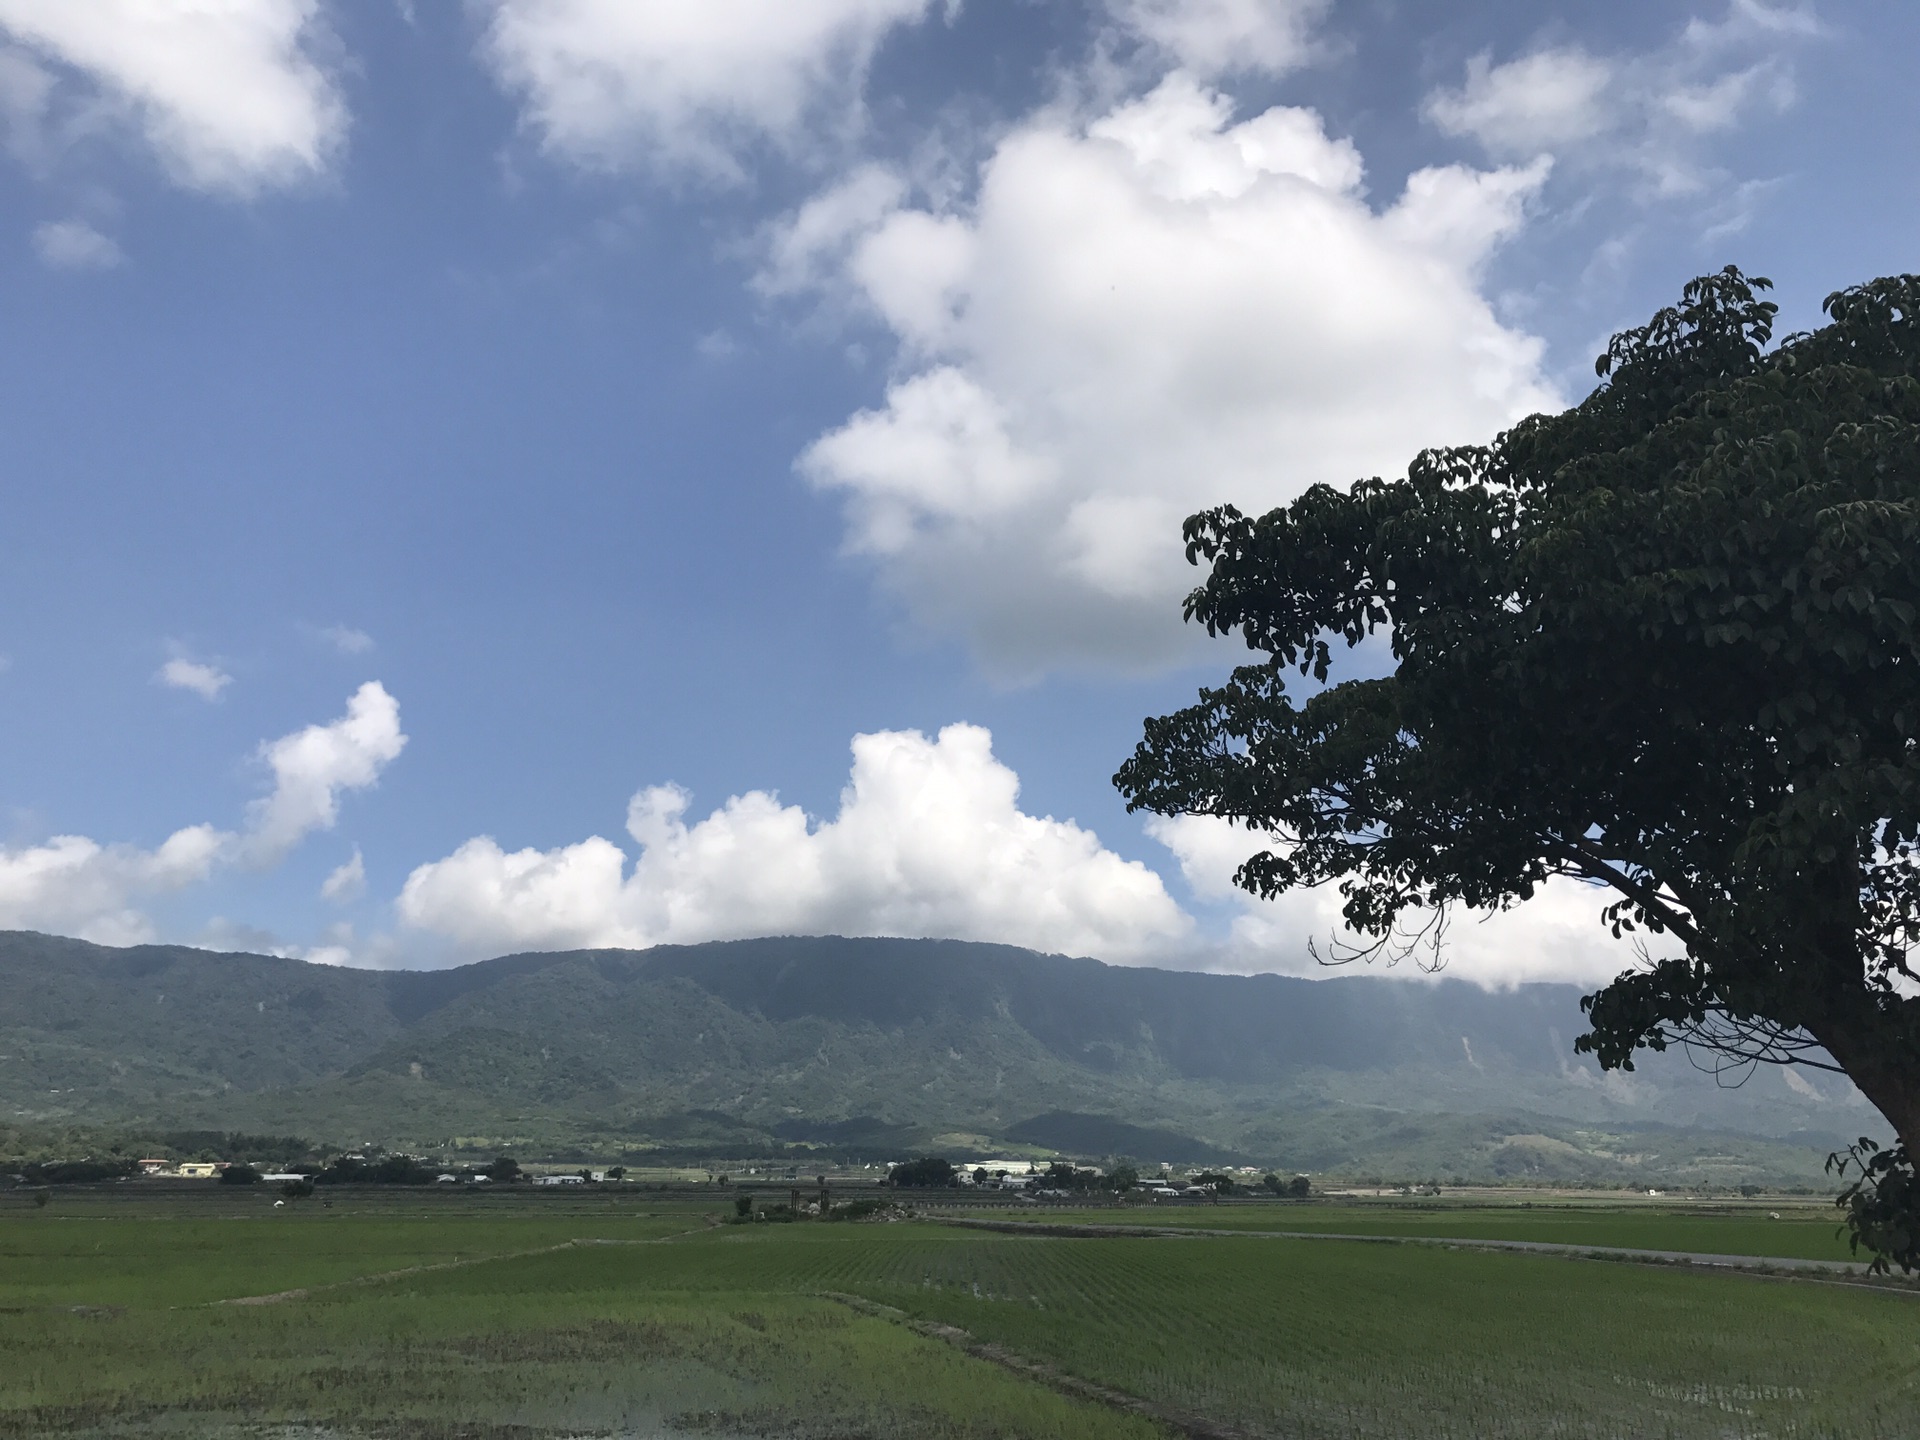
[1,1188,1913,1438]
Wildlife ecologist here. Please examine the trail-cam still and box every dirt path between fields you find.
[821,1290,1249,1440]
[213,1219,722,1307]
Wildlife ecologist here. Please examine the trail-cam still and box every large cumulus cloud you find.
[397,722,1189,961]
[786,73,1559,677]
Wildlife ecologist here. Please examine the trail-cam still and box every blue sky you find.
[0,0,1910,982]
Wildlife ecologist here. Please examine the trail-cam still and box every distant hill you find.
[0,931,1876,1184]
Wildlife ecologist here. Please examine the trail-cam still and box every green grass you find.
[948,1198,1861,1262]
[1,1193,1913,1438]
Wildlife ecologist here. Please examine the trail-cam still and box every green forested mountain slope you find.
[0,932,1874,1181]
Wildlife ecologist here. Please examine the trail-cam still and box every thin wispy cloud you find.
[319,624,374,655]
[156,657,231,702]
[33,217,121,269]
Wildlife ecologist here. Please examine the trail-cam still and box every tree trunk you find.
[1806,996,1920,1157]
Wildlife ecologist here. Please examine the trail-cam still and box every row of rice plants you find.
[846,1228,1917,1438]
[1006,1202,1857,1263]
[0,1205,698,1309]
[0,1239,1162,1439]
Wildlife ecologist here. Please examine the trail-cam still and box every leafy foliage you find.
[889,1157,958,1188]
[1828,1137,1920,1274]
[1117,268,1920,1266]
[1262,1173,1311,1198]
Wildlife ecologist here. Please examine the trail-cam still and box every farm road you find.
[931,1215,1898,1282]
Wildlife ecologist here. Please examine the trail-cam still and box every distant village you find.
[103,1153,1310,1201]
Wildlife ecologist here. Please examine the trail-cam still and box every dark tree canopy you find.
[888,1156,957,1188]
[1116,268,1920,1268]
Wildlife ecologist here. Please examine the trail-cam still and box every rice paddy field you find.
[943,1196,1863,1263]
[2,1187,1915,1438]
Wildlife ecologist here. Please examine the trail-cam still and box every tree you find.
[1107,1163,1140,1193]
[219,1163,262,1186]
[1043,1161,1099,1190]
[1115,268,1920,1270]
[888,1157,957,1188]
[484,1155,522,1183]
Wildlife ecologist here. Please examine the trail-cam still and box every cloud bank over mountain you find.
[0,683,403,946]
[398,723,1189,962]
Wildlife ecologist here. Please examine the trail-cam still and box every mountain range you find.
[0,930,1878,1185]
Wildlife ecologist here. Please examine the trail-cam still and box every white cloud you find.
[1103,0,1326,78]
[398,722,1189,962]
[788,73,1556,676]
[479,0,934,179]
[318,623,373,654]
[0,684,404,944]
[244,681,406,864]
[1423,4,1811,198]
[0,0,346,195]
[33,217,121,269]
[1148,814,1654,989]
[756,162,908,297]
[156,657,231,701]
[321,847,365,904]
[1424,48,1615,157]
[0,825,226,947]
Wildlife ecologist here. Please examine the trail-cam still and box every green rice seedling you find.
[842,1228,1918,1439]
[4,1193,1911,1438]
[987,1200,1859,1263]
